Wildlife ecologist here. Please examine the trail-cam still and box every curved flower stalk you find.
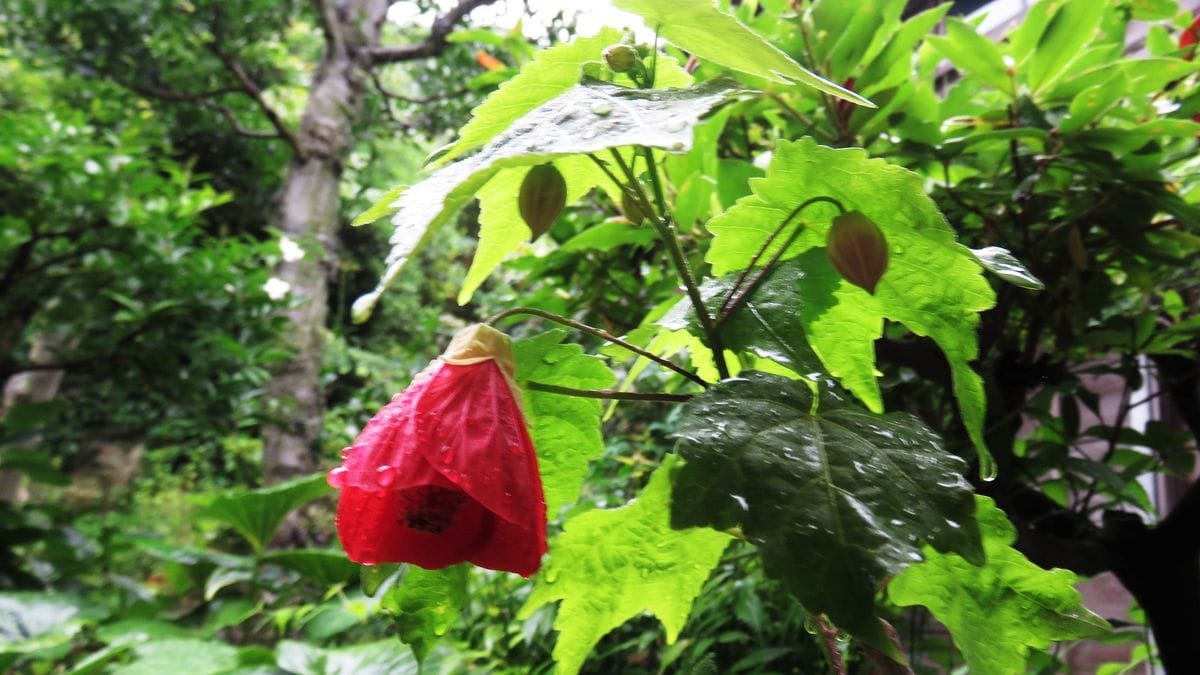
[327,324,547,577]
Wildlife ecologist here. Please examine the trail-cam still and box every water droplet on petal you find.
[376,465,397,487]
[326,466,349,488]
[339,446,354,459]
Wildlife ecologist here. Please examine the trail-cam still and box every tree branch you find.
[367,0,500,65]
[124,79,287,142]
[206,42,304,156]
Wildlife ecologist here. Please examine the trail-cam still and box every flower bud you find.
[621,189,645,226]
[826,211,888,294]
[518,163,567,240]
[603,44,639,74]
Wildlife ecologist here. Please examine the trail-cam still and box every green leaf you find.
[513,330,616,517]
[612,0,872,107]
[1129,0,1178,20]
[890,496,1111,675]
[275,639,418,675]
[360,563,402,597]
[114,639,239,675]
[858,3,952,96]
[925,18,1013,95]
[970,246,1045,290]
[440,28,623,164]
[351,185,407,227]
[1025,0,1106,94]
[379,564,469,662]
[458,154,609,304]
[705,138,996,473]
[670,372,982,648]
[808,0,905,83]
[261,549,360,587]
[558,220,657,253]
[197,473,331,554]
[0,592,106,655]
[353,79,736,321]
[521,456,732,675]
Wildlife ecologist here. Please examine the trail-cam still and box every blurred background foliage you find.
[1,0,1198,673]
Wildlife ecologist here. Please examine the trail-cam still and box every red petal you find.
[332,360,547,576]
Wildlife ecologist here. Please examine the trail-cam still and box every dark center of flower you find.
[397,485,468,534]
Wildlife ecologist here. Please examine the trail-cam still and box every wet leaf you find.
[890,496,1110,675]
[380,565,469,663]
[970,246,1045,290]
[670,372,982,648]
[354,79,737,321]
[521,456,731,675]
[513,330,615,517]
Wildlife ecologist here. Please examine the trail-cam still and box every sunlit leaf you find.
[353,79,737,321]
[613,0,872,106]
[521,456,731,675]
[513,330,616,517]
[890,496,1111,675]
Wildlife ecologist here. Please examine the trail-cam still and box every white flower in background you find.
[279,235,305,262]
[83,159,102,175]
[263,277,292,300]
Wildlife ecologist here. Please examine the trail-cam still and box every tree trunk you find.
[260,0,387,484]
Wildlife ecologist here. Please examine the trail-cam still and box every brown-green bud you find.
[519,163,567,240]
[826,211,888,294]
[603,44,639,74]
[621,189,645,226]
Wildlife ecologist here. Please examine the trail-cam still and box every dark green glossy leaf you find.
[670,372,981,647]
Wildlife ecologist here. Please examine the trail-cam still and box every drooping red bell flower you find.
[327,324,547,577]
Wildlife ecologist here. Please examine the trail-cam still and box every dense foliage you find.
[3,0,1199,674]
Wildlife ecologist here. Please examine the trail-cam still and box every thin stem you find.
[526,381,692,403]
[716,195,846,325]
[610,149,730,379]
[485,306,709,387]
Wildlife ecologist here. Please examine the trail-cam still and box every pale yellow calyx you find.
[441,323,516,380]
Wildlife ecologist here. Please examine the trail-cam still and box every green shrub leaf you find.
[522,456,731,675]
[890,496,1111,675]
[670,372,982,648]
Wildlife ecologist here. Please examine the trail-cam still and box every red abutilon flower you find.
[327,324,547,577]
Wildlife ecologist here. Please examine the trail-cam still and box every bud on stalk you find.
[826,211,888,294]
[519,163,567,240]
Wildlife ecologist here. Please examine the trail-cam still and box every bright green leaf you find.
[557,220,657,253]
[380,565,469,663]
[858,3,951,96]
[613,0,873,106]
[197,473,331,554]
[705,138,996,471]
[521,455,732,675]
[440,28,623,164]
[353,79,736,321]
[926,18,1013,95]
[513,330,616,517]
[671,372,982,648]
[890,496,1111,675]
[458,154,609,304]
[351,184,406,227]
[1026,0,1106,94]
